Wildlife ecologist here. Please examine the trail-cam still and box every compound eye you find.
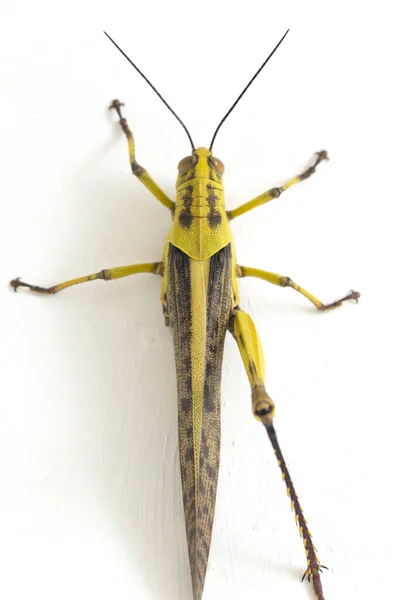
[208,156,225,176]
[178,155,197,173]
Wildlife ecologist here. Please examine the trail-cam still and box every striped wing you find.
[167,242,232,600]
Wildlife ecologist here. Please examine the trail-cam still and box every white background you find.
[1,1,399,599]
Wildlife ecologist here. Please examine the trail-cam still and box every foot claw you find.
[109,99,124,111]
[109,99,126,122]
[108,99,132,139]
[348,289,361,303]
[315,150,329,163]
[9,278,52,294]
[299,151,329,181]
[302,563,328,581]
[321,289,361,310]
[10,277,21,292]
[301,562,327,599]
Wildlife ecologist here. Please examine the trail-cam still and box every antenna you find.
[209,29,290,151]
[104,32,195,150]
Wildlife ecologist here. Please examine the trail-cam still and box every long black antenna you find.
[104,32,195,151]
[209,29,290,151]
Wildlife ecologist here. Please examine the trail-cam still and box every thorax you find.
[167,177,233,260]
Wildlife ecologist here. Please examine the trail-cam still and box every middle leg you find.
[237,265,360,310]
[11,262,163,295]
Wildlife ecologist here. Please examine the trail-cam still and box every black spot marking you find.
[248,361,257,377]
[202,441,209,460]
[206,185,222,229]
[206,464,216,479]
[175,253,183,268]
[208,211,222,228]
[179,210,193,228]
[208,342,217,355]
[179,185,194,228]
[204,388,215,412]
[181,397,191,413]
[182,186,194,204]
[182,328,191,346]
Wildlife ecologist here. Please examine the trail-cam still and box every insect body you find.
[11,31,360,600]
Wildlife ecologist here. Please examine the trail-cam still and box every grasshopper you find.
[11,30,360,600]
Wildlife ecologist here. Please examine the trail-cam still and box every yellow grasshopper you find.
[11,31,360,600]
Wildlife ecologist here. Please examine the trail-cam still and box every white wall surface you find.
[1,1,398,599]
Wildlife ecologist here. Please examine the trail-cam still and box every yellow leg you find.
[227,151,328,220]
[229,307,327,600]
[228,308,275,420]
[10,262,163,295]
[109,100,175,212]
[237,265,360,310]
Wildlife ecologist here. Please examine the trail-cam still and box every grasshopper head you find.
[176,148,225,186]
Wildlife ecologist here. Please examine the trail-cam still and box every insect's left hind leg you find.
[229,307,327,600]
[236,265,360,310]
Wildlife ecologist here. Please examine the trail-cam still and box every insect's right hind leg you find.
[229,307,327,600]
[109,100,174,212]
[10,262,163,295]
